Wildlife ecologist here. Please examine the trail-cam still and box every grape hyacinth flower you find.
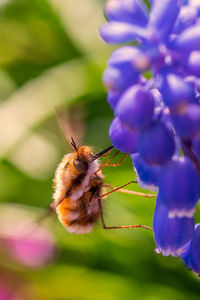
[131,153,161,190]
[153,199,195,256]
[100,0,200,273]
[181,224,200,275]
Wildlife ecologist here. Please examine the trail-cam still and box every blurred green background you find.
[0,0,200,299]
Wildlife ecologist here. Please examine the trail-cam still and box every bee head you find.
[72,145,94,173]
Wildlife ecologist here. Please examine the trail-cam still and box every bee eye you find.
[73,160,88,172]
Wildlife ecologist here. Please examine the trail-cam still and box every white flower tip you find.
[168,208,195,218]
[155,247,183,257]
[134,172,157,192]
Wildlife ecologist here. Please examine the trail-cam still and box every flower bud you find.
[172,25,200,52]
[103,65,138,92]
[137,122,175,165]
[186,51,200,76]
[149,0,180,40]
[171,103,200,138]
[109,117,138,153]
[99,21,148,44]
[107,90,121,110]
[105,0,148,27]
[159,72,196,108]
[115,85,154,130]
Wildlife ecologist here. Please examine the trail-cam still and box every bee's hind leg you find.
[97,198,152,231]
[102,183,157,198]
[97,181,153,231]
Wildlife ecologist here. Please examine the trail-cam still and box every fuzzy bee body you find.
[53,145,105,234]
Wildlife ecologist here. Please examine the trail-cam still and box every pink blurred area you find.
[0,284,23,300]
[0,205,57,268]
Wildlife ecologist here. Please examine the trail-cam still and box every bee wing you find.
[55,105,85,150]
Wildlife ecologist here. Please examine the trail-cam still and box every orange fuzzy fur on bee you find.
[52,145,106,234]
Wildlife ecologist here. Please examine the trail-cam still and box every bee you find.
[50,108,154,234]
[52,139,111,234]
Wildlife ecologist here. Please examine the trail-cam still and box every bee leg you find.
[103,153,129,167]
[102,183,156,198]
[95,151,120,174]
[99,181,136,198]
[96,152,128,174]
[97,198,152,231]
[101,148,113,158]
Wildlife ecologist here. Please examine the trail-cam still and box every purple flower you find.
[105,0,148,27]
[131,153,161,189]
[181,224,200,275]
[171,25,200,52]
[171,103,200,138]
[100,0,200,263]
[173,5,198,34]
[103,65,139,92]
[109,117,138,153]
[158,157,200,217]
[186,51,200,76]
[153,198,195,257]
[115,84,154,130]
[181,240,192,270]
[137,121,175,165]
[149,0,180,41]
[107,90,122,110]
[159,72,196,108]
[100,22,148,44]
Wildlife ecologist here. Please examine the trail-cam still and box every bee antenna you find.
[71,137,78,151]
[93,145,114,160]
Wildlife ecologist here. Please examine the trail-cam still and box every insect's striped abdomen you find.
[56,182,103,234]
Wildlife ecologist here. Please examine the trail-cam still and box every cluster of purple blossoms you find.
[100,0,200,275]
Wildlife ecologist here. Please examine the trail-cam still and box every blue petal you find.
[158,157,200,217]
[171,25,200,52]
[107,90,121,110]
[171,103,200,138]
[115,84,154,130]
[149,0,180,41]
[137,121,175,165]
[131,153,161,188]
[173,5,197,34]
[99,22,148,44]
[105,0,148,27]
[102,65,138,92]
[186,225,200,275]
[186,51,200,76]
[108,46,151,72]
[181,241,193,270]
[153,198,195,257]
[109,117,138,153]
[109,46,140,66]
[159,72,196,108]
